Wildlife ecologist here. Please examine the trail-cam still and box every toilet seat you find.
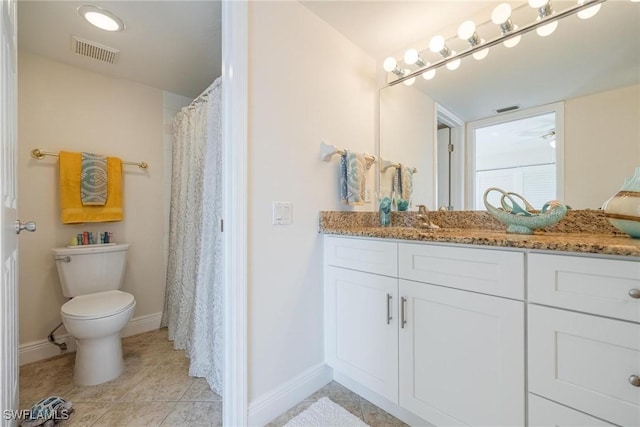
[61,290,135,320]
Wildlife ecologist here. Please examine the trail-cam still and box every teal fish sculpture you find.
[483,187,568,234]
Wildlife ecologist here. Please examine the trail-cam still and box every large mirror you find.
[378,0,640,210]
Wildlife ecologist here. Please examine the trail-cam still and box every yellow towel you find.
[59,151,123,223]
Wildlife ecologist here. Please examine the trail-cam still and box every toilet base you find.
[73,333,124,385]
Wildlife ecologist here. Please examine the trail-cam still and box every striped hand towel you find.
[340,151,365,205]
[391,166,402,198]
[81,152,108,205]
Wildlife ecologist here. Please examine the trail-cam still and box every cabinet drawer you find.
[324,236,397,277]
[398,243,524,299]
[529,394,616,427]
[528,305,640,427]
[528,253,640,322]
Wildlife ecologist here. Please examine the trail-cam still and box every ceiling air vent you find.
[495,105,520,114]
[71,36,120,65]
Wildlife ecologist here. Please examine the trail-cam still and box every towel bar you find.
[319,141,376,163]
[380,157,418,173]
[31,148,148,169]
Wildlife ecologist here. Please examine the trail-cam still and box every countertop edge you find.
[320,227,640,258]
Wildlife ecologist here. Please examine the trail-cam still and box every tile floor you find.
[266,381,409,427]
[19,328,221,426]
[20,328,407,427]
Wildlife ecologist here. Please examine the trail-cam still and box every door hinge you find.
[448,143,454,153]
[220,219,224,232]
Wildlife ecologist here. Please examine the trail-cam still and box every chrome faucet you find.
[416,204,440,229]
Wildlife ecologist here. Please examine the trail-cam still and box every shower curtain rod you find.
[31,148,149,169]
[186,80,218,109]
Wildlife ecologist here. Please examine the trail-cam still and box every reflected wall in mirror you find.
[379,85,435,209]
[378,0,640,210]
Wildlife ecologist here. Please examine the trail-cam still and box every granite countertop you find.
[319,210,640,258]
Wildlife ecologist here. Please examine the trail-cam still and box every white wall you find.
[247,0,376,407]
[17,53,167,345]
[564,84,640,209]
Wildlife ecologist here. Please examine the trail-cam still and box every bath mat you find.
[284,397,369,427]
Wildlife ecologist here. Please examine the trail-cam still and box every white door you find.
[1,0,19,425]
[399,279,525,427]
[325,266,399,404]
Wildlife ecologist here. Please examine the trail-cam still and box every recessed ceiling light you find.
[78,5,125,32]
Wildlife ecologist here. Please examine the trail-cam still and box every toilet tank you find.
[52,243,130,298]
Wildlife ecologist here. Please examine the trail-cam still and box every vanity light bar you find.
[387,0,608,87]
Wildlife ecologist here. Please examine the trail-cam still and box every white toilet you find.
[52,243,136,386]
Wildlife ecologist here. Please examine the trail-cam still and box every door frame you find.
[436,104,465,210]
[222,1,248,425]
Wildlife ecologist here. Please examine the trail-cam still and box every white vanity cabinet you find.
[527,253,640,427]
[324,236,399,403]
[398,243,525,427]
[324,235,526,426]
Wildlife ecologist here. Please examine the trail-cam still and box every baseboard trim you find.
[121,312,163,338]
[19,311,163,366]
[248,363,332,426]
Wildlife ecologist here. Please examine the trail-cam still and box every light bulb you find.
[536,20,558,36]
[429,35,445,53]
[491,3,512,25]
[446,54,461,71]
[529,0,549,8]
[383,57,397,72]
[458,20,476,40]
[403,76,416,86]
[473,46,489,60]
[422,67,436,80]
[504,34,521,48]
[404,49,419,65]
[577,0,601,19]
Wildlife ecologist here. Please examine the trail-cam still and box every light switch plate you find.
[272,201,293,225]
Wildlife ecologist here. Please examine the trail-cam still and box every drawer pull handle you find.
[629,289,640,299]
[630,375,640,387]
[401,297,407,329]
[386,294,392,325]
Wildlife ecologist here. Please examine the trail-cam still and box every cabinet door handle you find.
[401,296,407,329]
[386,294,392,325]
[630,375,640,387]
[629,288,640,299]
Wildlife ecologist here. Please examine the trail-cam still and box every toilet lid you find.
[61,290,135,319]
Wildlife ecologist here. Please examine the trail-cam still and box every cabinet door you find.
[399,280,525,426]
[528,305,640,427]
[325,266,398,403]
[529,394,617,427]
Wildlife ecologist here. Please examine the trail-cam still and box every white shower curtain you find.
[162,77,223,394]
